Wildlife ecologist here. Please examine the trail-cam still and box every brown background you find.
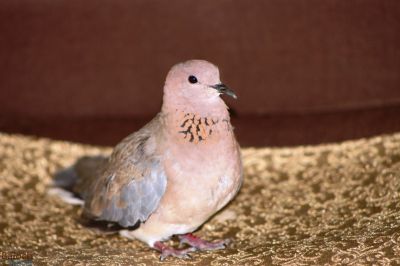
[0,0,399,147]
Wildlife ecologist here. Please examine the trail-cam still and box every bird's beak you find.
[210,83,237,99]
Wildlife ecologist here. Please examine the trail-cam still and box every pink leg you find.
[153,241,196,261]
[178,233,231,251]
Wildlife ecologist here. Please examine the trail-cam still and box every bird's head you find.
[162,60,236,115]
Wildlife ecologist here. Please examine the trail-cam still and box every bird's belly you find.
[161,144,241,228]
[130,140,242,246]
[129,168,240,246]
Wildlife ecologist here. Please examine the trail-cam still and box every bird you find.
[52,59,243,260]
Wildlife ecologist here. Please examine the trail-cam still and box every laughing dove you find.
[53,59,243,259]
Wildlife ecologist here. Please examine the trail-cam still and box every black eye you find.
[188,75,198,84]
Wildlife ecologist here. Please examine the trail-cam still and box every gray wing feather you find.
[83,114,167,227]
[104,162,166,227]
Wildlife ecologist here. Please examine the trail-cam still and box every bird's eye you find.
[188,75,198,84]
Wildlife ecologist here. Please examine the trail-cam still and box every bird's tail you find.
[48,155,108,206]
[53,166,80,191]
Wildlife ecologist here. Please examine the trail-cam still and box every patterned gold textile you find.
[1,132,399,265]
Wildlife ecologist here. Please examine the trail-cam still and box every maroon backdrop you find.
[1,0,399,146]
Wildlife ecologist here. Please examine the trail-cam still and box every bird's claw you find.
[178,233,232,251]
[158,247,196,261]
[154,241,196,261]
[155,235,231,260]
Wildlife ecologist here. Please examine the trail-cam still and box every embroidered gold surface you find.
[0,132,400,265]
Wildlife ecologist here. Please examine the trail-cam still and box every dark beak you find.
[210,83,237,99]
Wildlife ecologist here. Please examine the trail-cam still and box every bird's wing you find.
[83,114,167,227]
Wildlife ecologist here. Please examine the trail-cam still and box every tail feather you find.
[48,187,84,205]
[53,166,79,190]
[50,155,108,204]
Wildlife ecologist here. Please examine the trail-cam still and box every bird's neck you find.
[163,107,232,144]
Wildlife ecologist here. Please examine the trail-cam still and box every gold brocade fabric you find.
[0,132,400,265]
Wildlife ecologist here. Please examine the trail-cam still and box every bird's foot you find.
[178,233,231,251]
[153,241,196,261]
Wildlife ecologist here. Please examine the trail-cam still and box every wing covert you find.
[83,115,167,227]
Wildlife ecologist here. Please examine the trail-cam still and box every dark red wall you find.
[1,1,399,146]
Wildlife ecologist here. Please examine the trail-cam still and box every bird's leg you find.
[153,241,196,261]
[178,233,231,251]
